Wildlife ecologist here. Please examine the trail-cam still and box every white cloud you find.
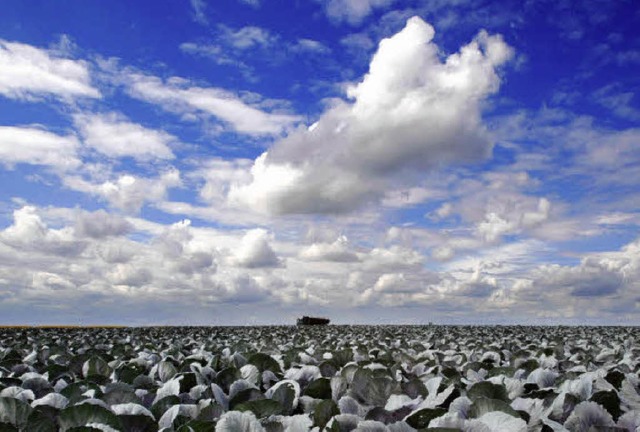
[497,110,640,190]
[432,202,453,219]
[362,245,424,273]
[229,17,513,214]
[96,240,136,264]
[108,263,153,287]
[238,0,260,7]
[0,40,100,101]
[476,212,514,243]
[180,26,328,81]
[340,33,375,51]
[74,112,175,161]
[190,0,208,25]
[74,210,133,239]
[299,236,359,262]
[179,25,279,63]
[321,0,397,25]
[64,169,181,213]
[595,212,639,226]
[232,229,282,268]
[32,271,76,291]
[292,39,331,54]
[179,42,221,58]
[593,84,640,121]
[220,25,276,49]
[535,241,639,297]
[382,186,444,208]
[124,72,301,136]
[0,206,86,257]
[0,126,81,170]
[432,246,455,261]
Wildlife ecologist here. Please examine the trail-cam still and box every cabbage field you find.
[1,325,639,431]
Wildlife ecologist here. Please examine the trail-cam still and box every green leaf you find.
[467,381,510,402]
[365,407,393,423]
[102,389,140,406]
[0,422,18,432]
[468,398,520,419]
[0,397,33,429]
[229,388,265,410]
[420,428,463,432]
[319,361,338,378]
[66,427,106,432]
[351,368,395,406]
[60,382,103,404]
[176,419,217,432]
[196,402,223,422]
[115,364,145,385]
[176,372,198,393]
[271,382,296,414]
[235,399,284,418]
[150,395,180,421]
[247,353,282,374]
[131,375,156,391]
[590,390,622,421]
[313,399,339,429]
[326,418,341,432]
[117,414,157,432]
[604,370,625,391]
[488,367,515,378]
[215,367,239,393]
[58,404,122,432]
[402,378,428,399]
[405,408,447,429]
[25,409,57,432]
[517,359,539,373]
[331,350,353,368]
[82,356,111,379]
[304,378,332,400]
[157,360,178,383]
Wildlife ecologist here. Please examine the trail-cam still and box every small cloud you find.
[0,39,100,101]
[219,25,277,50]
[74,112,176,161]
[63,169,181,214]
[123,71,302,136]
[238,0,260,7]
[0,125,81,171]
[340,33,374,51]
[75,210,133,239]
[233,229,282,268]
[593,84,640,121]
[299,236,359,262]
[292,39,331,54]
[190,0,208,25]
[319,0,397,25]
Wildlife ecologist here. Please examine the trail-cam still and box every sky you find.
[0,0,639,326]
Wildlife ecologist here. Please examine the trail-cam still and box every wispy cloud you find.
[190,0,208,25]
[122,71,302,136]
[318,0,397,25]
[0,125,81,170]
[74,112,176,161]
[0,40,100,101]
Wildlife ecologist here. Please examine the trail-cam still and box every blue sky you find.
[0,0,639,325]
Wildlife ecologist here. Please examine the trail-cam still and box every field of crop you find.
[0,325,639,431]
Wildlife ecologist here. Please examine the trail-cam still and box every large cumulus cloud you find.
[228,16,513,214]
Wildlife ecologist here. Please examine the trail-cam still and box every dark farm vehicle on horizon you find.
[297,316,330,325]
